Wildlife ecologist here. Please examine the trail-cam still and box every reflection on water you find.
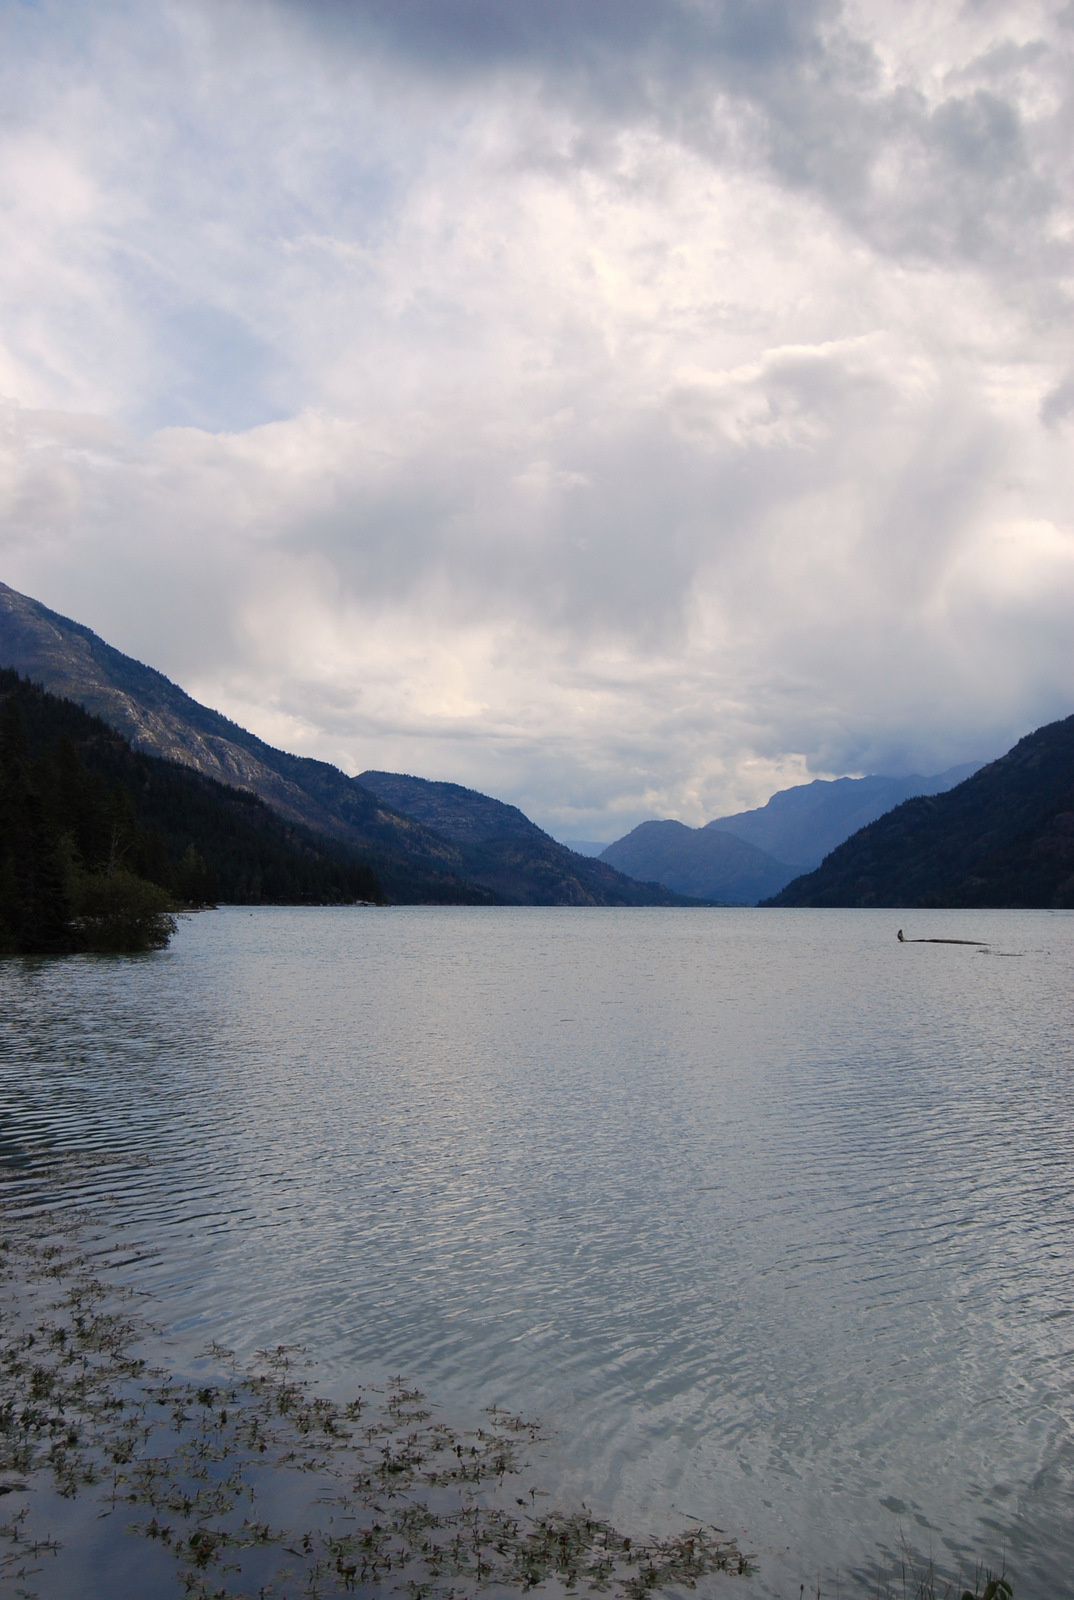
[2,906,1072,1597]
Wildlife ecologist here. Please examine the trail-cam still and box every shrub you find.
[71,869,178,953]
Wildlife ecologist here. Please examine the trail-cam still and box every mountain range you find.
[6,580,1068,911]
[600,821,798,905]
[766,715,1074,908]
[707,766,983,871]
[0,582,691,907]
[591,766,983,905]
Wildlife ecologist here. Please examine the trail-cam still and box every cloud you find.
[269,0,1072,274]
[0,0,1072,836]
[1041,372,1074,425]
[271,0,832,79]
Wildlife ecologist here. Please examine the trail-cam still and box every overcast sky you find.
[2,0,1072,838]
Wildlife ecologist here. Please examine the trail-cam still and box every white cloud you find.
[1,0,1072,837]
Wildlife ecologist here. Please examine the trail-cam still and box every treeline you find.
[0,670,383,954]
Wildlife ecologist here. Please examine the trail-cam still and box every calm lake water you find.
[2,906,1073,1597]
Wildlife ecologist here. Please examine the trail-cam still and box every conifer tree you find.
[0,698,72,951]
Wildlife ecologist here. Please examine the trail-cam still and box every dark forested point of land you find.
[764,711,1074,908]
[0,670,385,953]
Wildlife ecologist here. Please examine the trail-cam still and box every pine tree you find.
[0,698,72,952]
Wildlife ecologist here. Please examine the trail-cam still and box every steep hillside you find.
[600,820,798,905]
[359,771,700,906]
[2,669,384,910]
[0,583,689,906]
[359,772,546,844]
[765,714,1074,908]
[709,764,982,871]
[0,582,475,896]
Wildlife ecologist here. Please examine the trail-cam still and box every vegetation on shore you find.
[0,670,384,953]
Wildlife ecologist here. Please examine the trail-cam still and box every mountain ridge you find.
[0,582,692,906]
[357,770,704,906]
[765,715,1074,908]
[0,581,452,857]
[600,820,798,905]
[708,765,983,871]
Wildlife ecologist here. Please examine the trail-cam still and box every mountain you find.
[765,714,1074,908]
[708,765,983,872]
[0,582,687,906]
[600,820,799,905]
[1,668,383,923]
[0,580,488,902]
[358,772,702,906]
[359,771,547,845]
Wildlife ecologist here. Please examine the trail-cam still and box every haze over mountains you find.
[708,768,983,872]
[587,765,984,905]
[601,823,797,906]
[0,582,690,907]
[767,717,1074,909]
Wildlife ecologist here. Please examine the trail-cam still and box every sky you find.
[1,0,1073,840]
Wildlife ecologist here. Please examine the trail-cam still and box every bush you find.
[71,869,178,953]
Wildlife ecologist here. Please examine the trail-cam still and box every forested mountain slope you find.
[709,764,982,871]
[1,670,384,923]
[0,583,688,906]
[765,714,1074,908]
[359,771,701,906]
[0,582,471,886]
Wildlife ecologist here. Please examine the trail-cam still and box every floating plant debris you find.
[0,1173,750,1599]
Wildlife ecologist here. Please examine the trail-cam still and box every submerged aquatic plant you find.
[852,1547,1014,1600]
[0,1173,749,1599]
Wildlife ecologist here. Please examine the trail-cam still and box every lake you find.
[2,906,1073,1598]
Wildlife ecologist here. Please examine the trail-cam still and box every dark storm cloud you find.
[277,0,826,79]
[272,0,1067,275]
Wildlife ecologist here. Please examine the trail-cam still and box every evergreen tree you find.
[0,670,385,949]
[0,699,72,952]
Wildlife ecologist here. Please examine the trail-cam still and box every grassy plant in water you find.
[0,1177,749,1599]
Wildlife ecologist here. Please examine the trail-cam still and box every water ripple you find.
[2,906,1073,1597]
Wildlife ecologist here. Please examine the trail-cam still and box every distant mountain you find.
[765,714,1074,908]
[559,840,611,858]
[709,764,983,871]
[600,820,798,905]
[0,582,688,907]
[359,772,701,906]
[359,772,545,845]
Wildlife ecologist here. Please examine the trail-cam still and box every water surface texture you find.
[2,907,1073,1596]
